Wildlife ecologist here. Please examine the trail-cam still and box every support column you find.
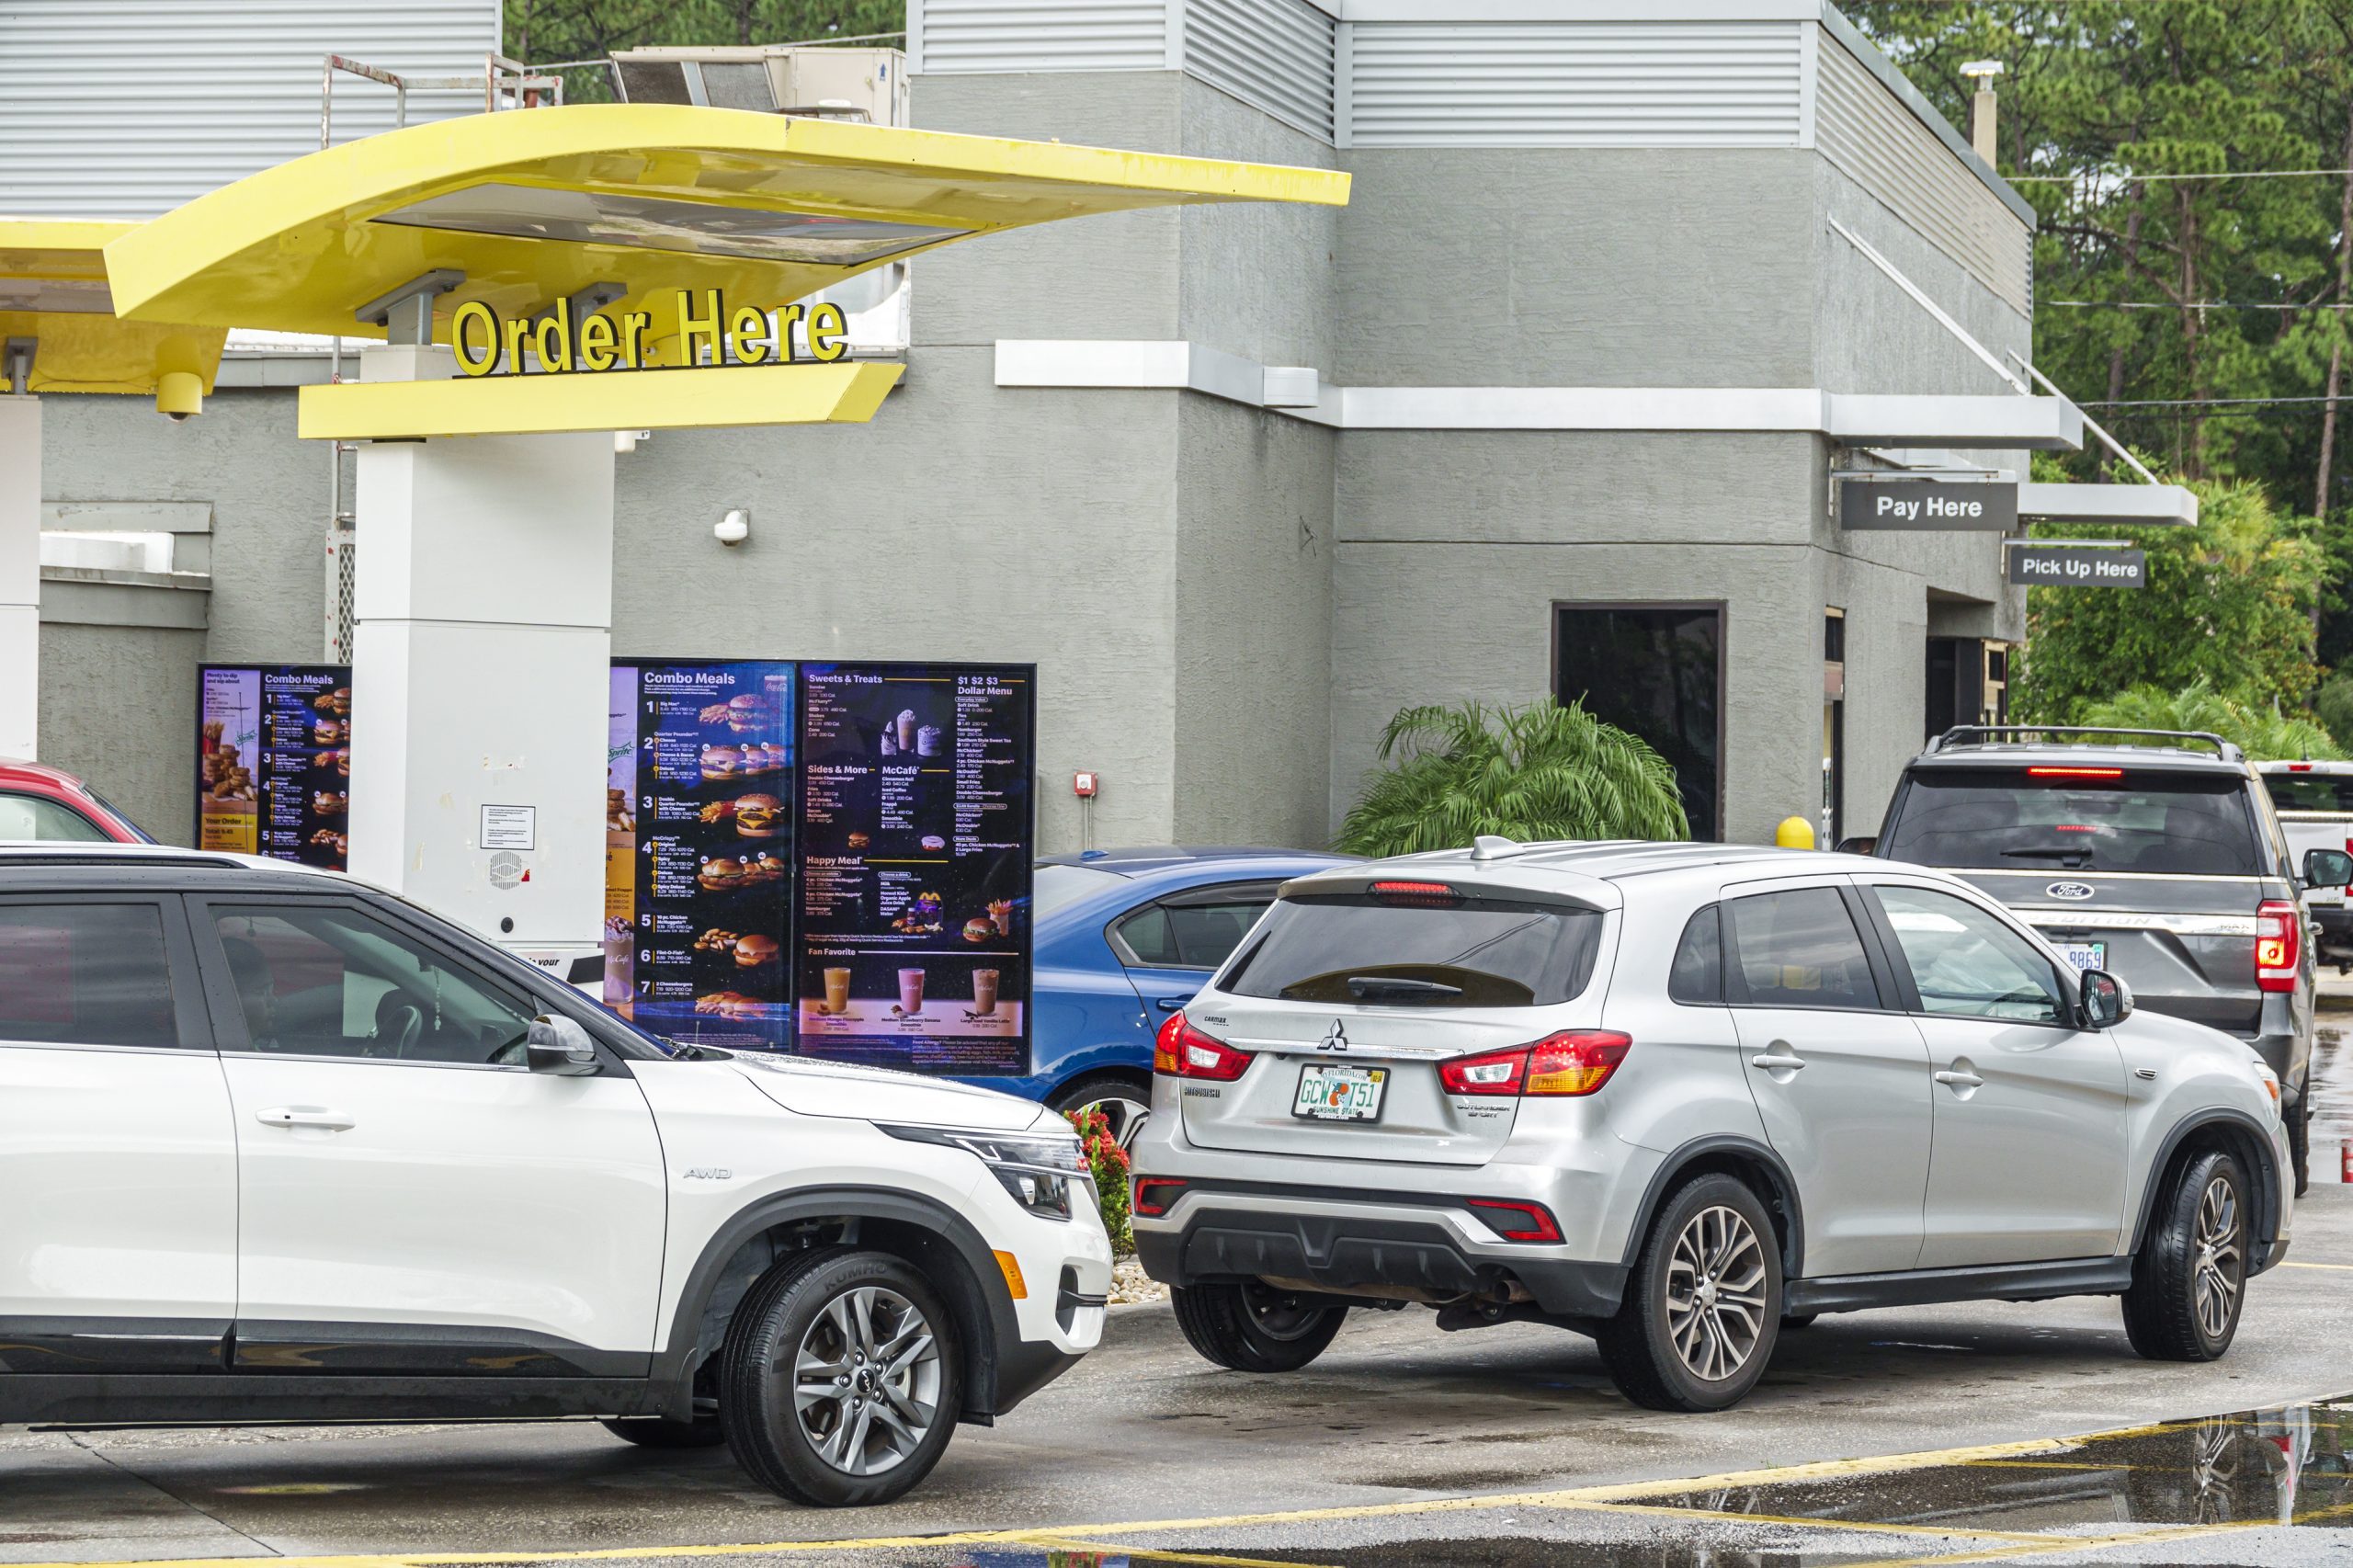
[0,396,40,761]
[346,346,613,963]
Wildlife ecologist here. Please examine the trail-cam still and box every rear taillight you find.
[1153,1012,1254,1081]
[1132,1176,1188,1218]
[2256,900,2300,993]
[1438,1030,1632,1098]
[1467,1198,1563,1244]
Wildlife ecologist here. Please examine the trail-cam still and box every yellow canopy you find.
[106,105,1351,348]
[0,221,225,396]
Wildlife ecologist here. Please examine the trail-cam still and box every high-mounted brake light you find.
[1438,1031,1632,1098]
[2290,763,2316,773]
[1369,880,1463,907]
[1153,1012,1254,1081]
[2027,767,2124,779]
[1467,1198,1564,1244]
[2256,899,2300,993]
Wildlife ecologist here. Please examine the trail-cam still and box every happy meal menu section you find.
[605,663,796,1051]
[794,665,1033,1074]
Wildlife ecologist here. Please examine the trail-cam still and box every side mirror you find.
[2080,969,2132,1029]
[527,1014,600,1075]
[2303,847,2353,890]
[1835,836,1878,857]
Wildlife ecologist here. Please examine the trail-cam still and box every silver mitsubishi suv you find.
[1130,841,2293,1413]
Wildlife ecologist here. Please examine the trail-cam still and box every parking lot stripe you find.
[2279,1258,2353,1270]
[1522,1500,2058,1545]
[1028,1540,1340,1568]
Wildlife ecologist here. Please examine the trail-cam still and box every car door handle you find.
[1750,1051,1805,1072]
[255,1106,355,1131]
[1154,996,1191,1011]
[1933,1070,1984,1090]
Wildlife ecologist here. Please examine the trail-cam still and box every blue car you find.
[954,846,1356,1140]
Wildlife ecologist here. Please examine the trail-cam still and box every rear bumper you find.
[1132,1187,1629,1318]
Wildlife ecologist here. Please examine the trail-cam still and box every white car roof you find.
[0,842,352,881]
[1280,841,1915,908]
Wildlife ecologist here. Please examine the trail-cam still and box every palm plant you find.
[1335,699,1689,858]
[2074,676,2344,762]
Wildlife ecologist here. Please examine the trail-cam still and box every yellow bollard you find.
[1775,815,1817,850]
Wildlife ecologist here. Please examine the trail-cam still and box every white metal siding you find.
[1346,21,1806,148]
[1186,0,1336,142]
[0,0,500,219]
[915,0,1168,74]
[1813,31,2030,313]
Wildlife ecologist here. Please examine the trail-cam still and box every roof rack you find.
[1927,724,2243,764]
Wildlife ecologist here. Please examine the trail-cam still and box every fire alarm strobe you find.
[1073,771,1099,798]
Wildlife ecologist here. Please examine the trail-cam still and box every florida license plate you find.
[2057,940,2106,973]
[1294,1063,1389,1122]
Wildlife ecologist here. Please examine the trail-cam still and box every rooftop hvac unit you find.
[610,46,906,127]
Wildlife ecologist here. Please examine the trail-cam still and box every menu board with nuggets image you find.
[605,661,796,1051]
[794,663,1035,1074]
[198,665,352,871]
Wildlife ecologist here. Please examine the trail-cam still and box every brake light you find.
[1132,1176,1188,1218]
[1467,1198,1563,1244]
[1370,880,1463,907]
[2290,763,2315,773]
[2028,767,2124,779]
[1152,1012,1254,1081]
[2256,899,2300,993]
[1438,1031,1632,1098]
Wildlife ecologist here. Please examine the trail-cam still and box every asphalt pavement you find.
[6,1027,2351,1568]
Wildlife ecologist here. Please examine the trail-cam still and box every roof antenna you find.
[1471,834,1518,861]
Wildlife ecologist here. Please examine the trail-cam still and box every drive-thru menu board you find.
[197,665,352,871]
[794,664,1033,1074]
[603,659,1034,1072]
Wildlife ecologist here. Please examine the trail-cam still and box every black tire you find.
[1170,1281,1346,1372]
[1597,1174,1782,1413]
[717,1246,962,1506]
[2122,1150,2249,1363]
[600,1415,726,1449]
[2288,1086,2311,1199]
[1049,1072,1154,1149]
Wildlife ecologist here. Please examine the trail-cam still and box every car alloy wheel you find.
[1074,1091,1151,1148]
[1663,1203,1768,1383]
[793,1285,942,1477]
[2190,1176,2243,1343]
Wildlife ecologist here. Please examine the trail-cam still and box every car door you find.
[0,892,236,1370]
[193,894,668,1376]
[1720,878,1933,1278]
[1111,881,1283,1022]
[1859,879,2131,1267]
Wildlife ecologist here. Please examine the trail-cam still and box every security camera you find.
[714,509,751,546]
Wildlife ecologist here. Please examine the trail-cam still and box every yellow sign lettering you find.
[452,301,498,376]
[503,313,532,376]
[621,311,651,369]
[533,300,574,373]
[729,305,771,366]
[806,301,848,363]
[578,312,616,372]
[676,288,724,367]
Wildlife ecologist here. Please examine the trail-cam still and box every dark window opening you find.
[1553,604,1722,841]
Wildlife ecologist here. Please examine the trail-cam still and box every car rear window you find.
[1883,767,2263,877]
[2263,772,2353,813]
[1219,892,1603,1007]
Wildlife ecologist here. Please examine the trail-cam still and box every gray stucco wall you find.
[36,620,205,844]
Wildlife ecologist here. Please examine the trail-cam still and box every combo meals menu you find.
[605,660,1034,1073]
[198,664,352,872]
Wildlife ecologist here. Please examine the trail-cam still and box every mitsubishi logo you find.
[1321,1019,1349,1052]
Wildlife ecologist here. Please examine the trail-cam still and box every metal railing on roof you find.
[1927,724,2243,763]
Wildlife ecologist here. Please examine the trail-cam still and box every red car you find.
[0,760,152,843]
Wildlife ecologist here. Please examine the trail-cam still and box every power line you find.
[2076,394,2346,409]
[2011,167,2353,182]
[2047,299,2353,312]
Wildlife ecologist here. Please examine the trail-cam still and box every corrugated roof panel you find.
[1347,20,1806,148]
[0,0,501,219]
[1186,0,1336,142]
[916,0,1167,74]
[1813,31,2030,313]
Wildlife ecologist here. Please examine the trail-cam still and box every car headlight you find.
[881,1124,1088,1221]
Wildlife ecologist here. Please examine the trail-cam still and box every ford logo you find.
[2046,881,2096,902]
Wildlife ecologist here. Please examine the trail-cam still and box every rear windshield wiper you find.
[1999,846,2093,866]
[1345,974,1463,1001]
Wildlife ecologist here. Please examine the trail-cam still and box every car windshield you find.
[2262,771,2353,813]
[1884,767,2262,877]
[1219,893,1603,1007]
[1034,862,1126,916]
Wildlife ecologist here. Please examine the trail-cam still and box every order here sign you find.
[2007,544,2147,589]
[1837,479,2018,531]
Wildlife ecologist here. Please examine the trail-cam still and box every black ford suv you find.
[1852,726,2344,1194]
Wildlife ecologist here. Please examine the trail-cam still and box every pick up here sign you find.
[1837,479,2018,531]
[2006,545,2147,589]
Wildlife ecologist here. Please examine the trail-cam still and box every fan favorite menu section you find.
[795,663,1034,1074]
[197,665,352,871]
[605,662,795,1051]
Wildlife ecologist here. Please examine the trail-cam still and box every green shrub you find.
[2315,675,2353,752]
[1067,1107,1132,1256]
[1335,699,1688,858]
[2074,676,2344,762]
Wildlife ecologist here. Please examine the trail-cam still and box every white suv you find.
[0,847,1108,1506]
[1131,841,2292,1412]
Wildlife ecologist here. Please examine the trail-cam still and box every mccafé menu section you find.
[605,658,1035,1073]
[197,664,353,871]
